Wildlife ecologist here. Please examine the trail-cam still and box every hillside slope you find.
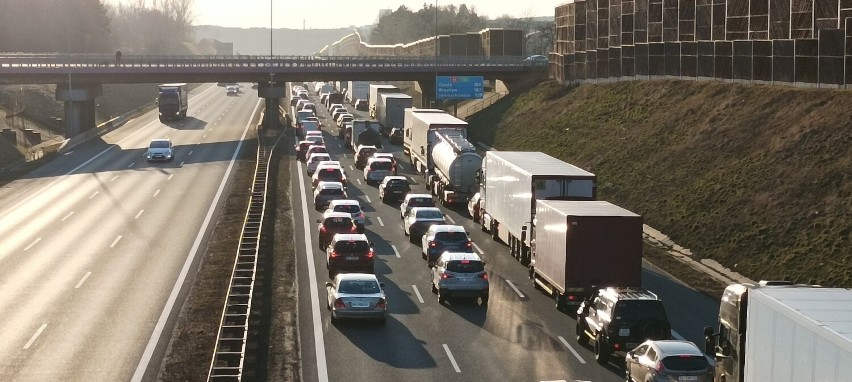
[468,80,851,286]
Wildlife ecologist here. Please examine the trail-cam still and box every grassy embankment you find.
[468,80,851,287]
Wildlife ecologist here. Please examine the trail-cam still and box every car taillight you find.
[329,251,338,258]
[334,298,346,309]
[654,361,667,376]
[374,298,386,309]
[465,241,472,248]
[441,272,454,280]
[350,225,358,233]
[429,242,436,247]
[478,273,488,280]
[366,250,374,259]
[320,226,327,233]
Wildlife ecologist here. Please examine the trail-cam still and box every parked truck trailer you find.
[704,282,852,382]
[368,84,399,118]
[157,83,188,122]
[376,93,413,137]
[529,200,642,310]
[428,131,482,206]
[405,110,468,175]
[479,151,597,265]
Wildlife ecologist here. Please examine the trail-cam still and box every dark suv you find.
[575,287,671,364]
[325,234,375,278]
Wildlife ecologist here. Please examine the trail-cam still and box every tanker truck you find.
[428,131,482,206]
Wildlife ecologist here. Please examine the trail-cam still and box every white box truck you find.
[347,81,370,104]
[428,131,482,206]
[405,110,467,175]
[402,108,445,157]
[705,282,852,382]
[479,151,597,265]
[376,93,413,137]
[369,84,399,118]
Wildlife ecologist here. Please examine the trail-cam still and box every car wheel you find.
[480,294,489,306]
[408,234,417,244]
[330,312,338,324]
[595,333,611,364]
[437,288,448,304]
[576,321,589,345]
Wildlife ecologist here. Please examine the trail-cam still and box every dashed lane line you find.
[557,336,587,364]
[442,344,461,373]
[75,272,92,289]
[412,285,425,303]
[23,324,47,350]
[505,280,526,298]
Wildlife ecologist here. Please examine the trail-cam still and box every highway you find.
[292,89,721,382]
[0,83,260,381]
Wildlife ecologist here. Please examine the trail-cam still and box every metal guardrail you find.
[459,91,508,120]
[206,124,280,381]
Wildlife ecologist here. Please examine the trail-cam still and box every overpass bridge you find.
[0,54,546,137]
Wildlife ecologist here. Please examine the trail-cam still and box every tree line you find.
[0,0,193,54]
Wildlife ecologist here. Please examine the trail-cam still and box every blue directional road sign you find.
[436,76,484,100]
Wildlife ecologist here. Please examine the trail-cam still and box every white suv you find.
[146,138,174,162]
[430,251,489,305]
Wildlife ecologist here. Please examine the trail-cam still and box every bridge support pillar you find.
[258,82,286,129]
[56,84,103,138]
[414,79,437,109]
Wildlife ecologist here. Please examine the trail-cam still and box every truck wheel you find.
[595,333,611,364]
[490,223,499,241]
[576,321,589,345]
[555,294,567,312]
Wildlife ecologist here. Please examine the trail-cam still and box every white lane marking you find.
[338,144,343,149]
[61,211,74,221]
[295,159,330,382]
[110,175,119,182]
[342,153,347,158]
[203,134,207,138]
[23,324,48,350]
[397,163,404,170]
[505,280,526,298]
[349,165,354,171]
[558,336,587,364]
[412,285,425,304]
[445,215,456,224]
[672,330,685,340]
[168,174,174,180]
[132,86,252,381]
[153,189,160,198]
[75,272,92,289]
[24,238,41,251]
[179,161,185,167]
[89,191,99,199]
[377,216,384,226]
[365,195,372,203]
[391,245,401,258]
[356,179,362,185]
[127,162,135,168]
[442,344,461,373]
[472,242,484,255]
[188,150,193,156]
[110,235,123,248]
[135,210,144,219]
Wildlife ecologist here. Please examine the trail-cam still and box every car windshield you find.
[446,260,484,273]
[661,355,709,371]
[324,217,352,227]
[338,280,381,294]
[333,241,370,253]
[435,232,469,242]
[370,161,393,170]
[416,210,443,219]
[334,204,360,213]
[612,301,668,321]
[150,141,170,149]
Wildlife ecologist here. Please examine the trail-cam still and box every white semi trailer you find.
[478,151,597,265]
[705,282,852,382]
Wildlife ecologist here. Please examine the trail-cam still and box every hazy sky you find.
[106,1,559,29]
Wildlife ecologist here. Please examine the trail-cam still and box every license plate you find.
[345,256,359,260]
[350,301,369,308]
[678,377,698,381]
[459,278,473,283]
[619,328,630,336]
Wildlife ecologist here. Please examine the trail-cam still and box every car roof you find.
[335,272,378,282]
[330,199,360,206]
[317,160,341,166]
[368,158,392,164]
[357,145,377,150]
[383,176,408,183]
[373,153,394,158]
[411,207,442,213]
[439,251,482,262]
[428,224,466,233]
[150,138,171,143]
[332,233,368,242]
[305,131,322,136]
[405,193,432,200]
[316,181,344,189]
[298,140,314,145]
[649,340,703,356]
[323,211,352,220]
[308,153,331,160]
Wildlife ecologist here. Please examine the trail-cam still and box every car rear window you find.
[410,198,434,207]
[435,232,468,242]
[612,301,669,321]
[320,188,344,196]
[359,149,376,157]
[416,210,443,219]
[388,179,409,187]
[318,169,342,179]
[334,241,370,253]
[334,205,360,213]
[370,161,393,170]
[446,260,484,273]
[338,280,381,294]
[661,355,709,371]
[324,217,352,227]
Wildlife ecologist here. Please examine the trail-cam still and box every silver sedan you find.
[326,273,387,324]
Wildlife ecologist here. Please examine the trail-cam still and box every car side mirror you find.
[316,219,322,223]
[627,350,636,359]
[325,282,333,287]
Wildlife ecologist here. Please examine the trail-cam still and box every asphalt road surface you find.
[292,88,720,382]
[0,83,260,381]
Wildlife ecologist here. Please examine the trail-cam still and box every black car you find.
[389,128,403,145]
[576,287,671,364]
[378,176,411,203]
